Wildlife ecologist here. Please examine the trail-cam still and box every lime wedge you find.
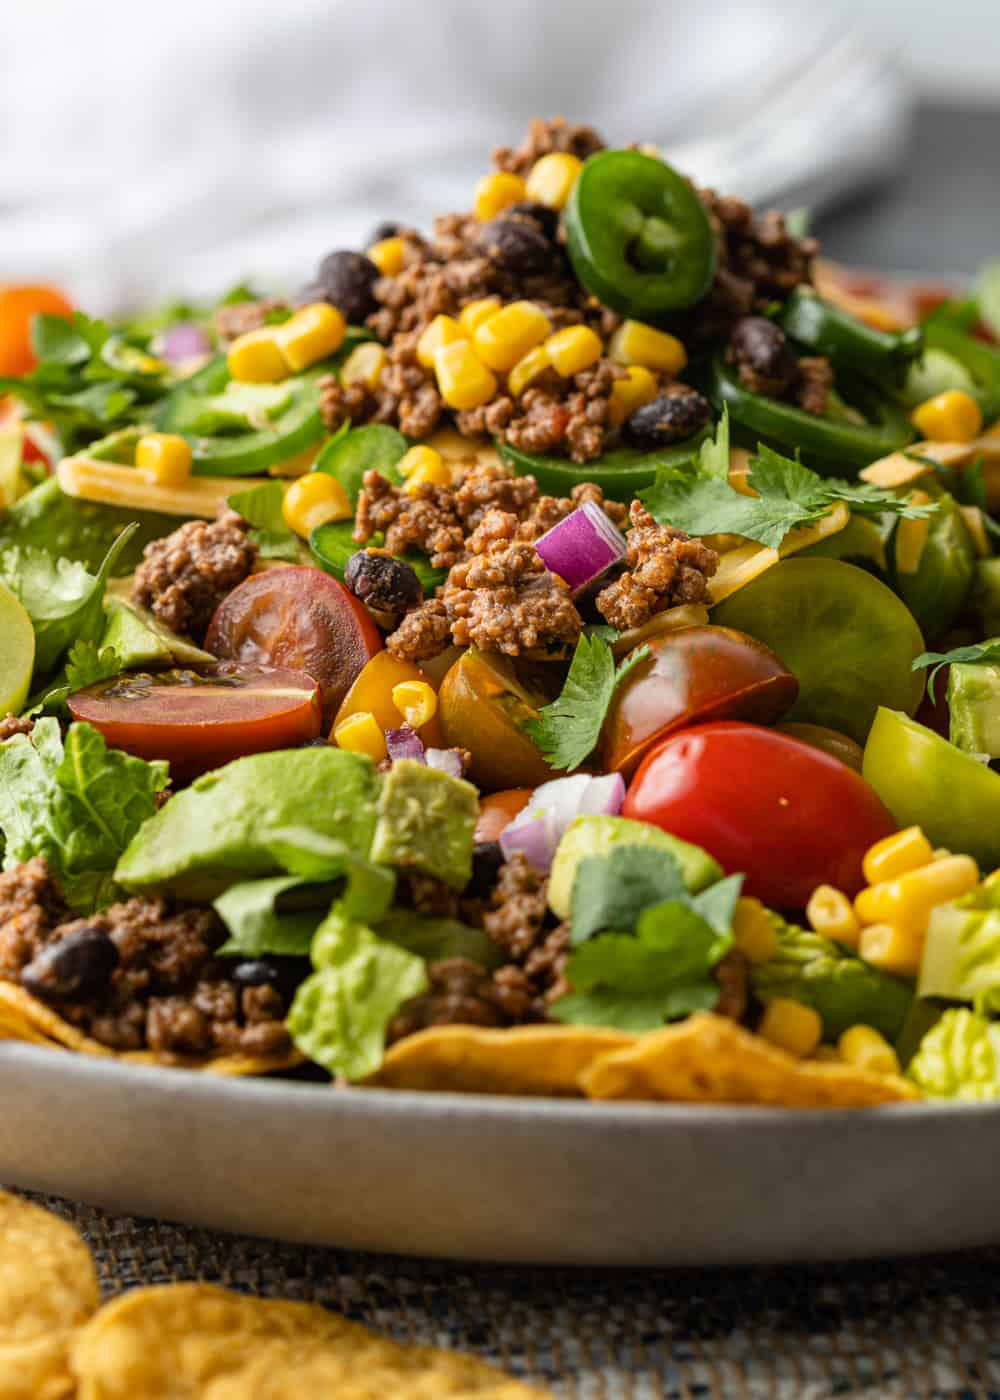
[0,579,35,717]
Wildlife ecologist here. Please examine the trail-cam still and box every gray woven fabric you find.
[11,1189,1000,1398]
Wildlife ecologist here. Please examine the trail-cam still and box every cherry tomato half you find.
[68,664,322,779]
[0,285,74,377]
[622,720,896,909]
[205,565,381,726]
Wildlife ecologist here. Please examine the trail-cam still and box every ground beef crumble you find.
[0,714,34,745]
[492,116,606,178]
[595,501,719,631]
[213,297,289,344]
[131,510,258,641]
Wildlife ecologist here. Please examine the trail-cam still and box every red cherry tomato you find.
[475,789,533,843]
[67,663,322,779]
[0,285,74,377]
[622,720,896,908]
[204,565,381,725]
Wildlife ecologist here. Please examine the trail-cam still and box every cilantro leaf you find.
[227,481,302,561]
[570,845,687,944]
[913,641,1000,702]
[698,404,730,480]
[524,634,650,771]
[29,641,125,717]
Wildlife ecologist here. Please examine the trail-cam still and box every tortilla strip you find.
[579,1012,919,1107]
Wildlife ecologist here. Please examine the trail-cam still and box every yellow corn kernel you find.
[838,1024,901,1077]
[806,885,861,949]
[226,328,288,383]
[609,364,659,426]
[862,825,934,886]
[508,345,552,398]
[545,324,603,377]
[368,237,405,276]
[433,340,498,411]
[134,433,192,487]
[282,472,351,537]
[459,297,502,336]
[911,389,983,443]
[339,341,387,392]
[524,152,583,210]
[473,171,527,222]
[333,711,387,763]
[392,680,438,729]
[416,315,466,370]
[858,922,925,978]
[607,320,687,375]
[812,1045,842,1063]
[473,301,551,372]
[859,855,980,934]
[731,896,778,965]
[274,302,347,372]
[398,445,447,479]
[894,490,933,574]
[758,999,823,1058]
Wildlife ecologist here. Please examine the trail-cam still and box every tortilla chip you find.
[71,1284,551,1399]
[579,1012,919,1108]
[369,1024,636,1096]
[0,982,303,1078]
[0,1191,100,1400]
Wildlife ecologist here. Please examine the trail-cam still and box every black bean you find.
[624,388,713,449]
[21,928,119,1003]
[726,316,798,397]
[231,956,310,1002]
[478,217,553,275]
[313,250,380,324]
[468,842,505,898]
[504,202,560,240]
[345,551,423,629]
[365,220,401,247]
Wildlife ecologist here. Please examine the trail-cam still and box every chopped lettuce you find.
[374,909,502,969]
[919,880,1000,1011]
[0,719,168,912]
[226,481,302,561]
[908,1008,1000,1101]
[0,476,175,575]
[750,915,913,1041]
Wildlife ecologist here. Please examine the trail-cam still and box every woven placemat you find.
[11,1189,1000,1398]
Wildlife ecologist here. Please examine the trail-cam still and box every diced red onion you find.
[425,747,465,778]
[386,727,426,763]
[497,772,626,872]
[534,502,627,592]
[156,323,212,363]
[499,813,558,871]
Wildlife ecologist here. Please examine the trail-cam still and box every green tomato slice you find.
[0,579,36,716]
[712,557,924,744]
[863,708,1000,870]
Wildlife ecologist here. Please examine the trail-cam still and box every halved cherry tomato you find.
[600,625,797,777]
[204,565,381,725]
[0,285,74,377]
[622,720,896,908]
[438,649,556,792]
[334,650,443,747]
[475,789,533,843]
[67,664,321,779]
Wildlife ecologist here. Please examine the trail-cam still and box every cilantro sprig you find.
[913,642,1000,703]
[524,634,649,771]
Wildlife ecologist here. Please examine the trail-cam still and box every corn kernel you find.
[368,237,405,276]
[859,922,925,977]
[862,826,934,886]
[609,364,659,425]
[340,341,387,392]
[282,473,351,537]
[473,301,551,372]
[894,490,933,574]
[911,389,983,442]
[392,680,438,729]
[416,315,466,370]
[473,171,527,222]
[508,345,552,398]
[226,328,288,383]
[459,298,502,336]
[806,885,861,948]
[545,324,603,377]
[333,711,387,762]
[731,896,778,964]
[398,445,447,479]
[838,1024,901,1077]
[134,433,192,487]
[607,320,687,375]
[274,303,346,373]
[433,340,498,410]
[524,152,583,210]
[758,999,822,1058]
[858,855,980,935]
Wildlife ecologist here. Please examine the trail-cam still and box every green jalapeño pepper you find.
[497,428,710,502]
[156,356,325,476]
[564,151,716,321]
[705,356,915,472]
[779,287,924,388]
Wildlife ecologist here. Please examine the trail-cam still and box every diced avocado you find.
[948,652,1000,758]
[369,758,478,890]
[908,1007,1000,1101]
[971,561,1000,641]
[919,881,1000,1007]
[547,815,722,920]
[115,747,381,900]
[102,599,216,669]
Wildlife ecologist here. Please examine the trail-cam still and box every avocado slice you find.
[919,882,1000,1007]
[369,758,479,891]
[102,598,215,669]
[948,650,1000,758]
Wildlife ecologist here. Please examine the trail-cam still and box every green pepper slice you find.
[779,288,923,388]
[922,317,1000,423]
[497,429,709,502]
[313,423,408,506]
[310,519,447,594]
[705,356,915,472]
[890,489,975,643]
[564,151,716,320]
[156,357,325,476]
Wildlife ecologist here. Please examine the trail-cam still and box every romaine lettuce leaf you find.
[909,1008,1000,1100]
[0,477,174,574]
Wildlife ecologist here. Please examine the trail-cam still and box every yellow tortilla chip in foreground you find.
[0,1191,100,1400]
[71,1284,551,1399]
[369,1024,636,1096]
[580,1012,919,1107]
[0,981,302,1078]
